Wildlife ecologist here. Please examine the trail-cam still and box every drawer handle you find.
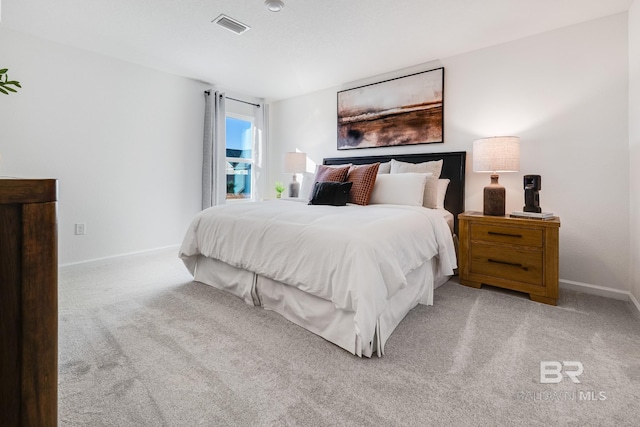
[488,231,522,238]
[488,258,529,271]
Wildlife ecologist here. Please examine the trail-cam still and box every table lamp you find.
[284,152,307,198]
[473,136,520,216]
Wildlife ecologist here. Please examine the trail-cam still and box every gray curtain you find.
[252,102,268,201]
[202,91,227,209]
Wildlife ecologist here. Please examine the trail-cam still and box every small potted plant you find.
[275,182,285,199]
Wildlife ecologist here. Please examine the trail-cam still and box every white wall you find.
[630,1,640,306]
[270,14,630,293]
[0,27,208,265]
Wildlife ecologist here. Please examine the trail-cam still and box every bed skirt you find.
[192,255,450,357]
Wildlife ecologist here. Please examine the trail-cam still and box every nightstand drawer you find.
[470,223,543,247]
[459,212,560,305]
[470,243,543,286]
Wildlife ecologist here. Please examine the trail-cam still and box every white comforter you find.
[179,200,456,346]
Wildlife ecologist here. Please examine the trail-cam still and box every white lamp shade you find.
[473,136,520,173]
[284,152,307,173]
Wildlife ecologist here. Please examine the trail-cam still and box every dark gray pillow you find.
[308,181,353,206]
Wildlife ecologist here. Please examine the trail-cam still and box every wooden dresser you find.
[0,179,58,426]
[458,211,560,305]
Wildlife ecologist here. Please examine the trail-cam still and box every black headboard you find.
[323,151,466,235]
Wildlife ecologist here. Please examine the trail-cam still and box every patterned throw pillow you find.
[312,164,350,183]
[346,163,380,205]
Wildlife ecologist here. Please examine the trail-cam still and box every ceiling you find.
[1,0,633,101]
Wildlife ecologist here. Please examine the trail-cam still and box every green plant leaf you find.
[0,69,22,94]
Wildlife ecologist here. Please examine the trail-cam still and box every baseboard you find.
[629,291,640,316]
[559,279,630,301]
[59,244,181,270]
[560,279,640,316]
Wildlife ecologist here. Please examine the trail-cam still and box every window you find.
[225,114,254,200]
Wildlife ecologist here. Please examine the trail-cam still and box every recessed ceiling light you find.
[265,0,285,12]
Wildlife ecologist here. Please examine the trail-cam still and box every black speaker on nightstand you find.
[523,175,542,213]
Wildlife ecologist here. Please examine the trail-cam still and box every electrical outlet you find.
[75,223,86,235]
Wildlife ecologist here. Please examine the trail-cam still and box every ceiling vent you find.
[212,14,251,35]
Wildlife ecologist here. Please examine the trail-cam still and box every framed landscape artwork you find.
[337,67,444,150]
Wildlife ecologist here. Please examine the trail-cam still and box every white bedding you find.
[179,200,457,353]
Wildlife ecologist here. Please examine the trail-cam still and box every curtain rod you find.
[204,90,260,108]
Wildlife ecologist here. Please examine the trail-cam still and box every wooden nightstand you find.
[458,211,560,305]
[1,179,58,425]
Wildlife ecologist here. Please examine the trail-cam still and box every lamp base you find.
[289,178,300,198]
[483,174,505,216]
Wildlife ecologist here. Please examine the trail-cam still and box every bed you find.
[179,151,466,357]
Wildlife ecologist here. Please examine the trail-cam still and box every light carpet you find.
[58,249,640,426]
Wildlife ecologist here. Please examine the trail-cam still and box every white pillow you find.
[377,161,391,174]
[300,172,316,200]
[436,178,450,209]
[369,173,431,206]
[390,158,443,175]
[390,159,443,209]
